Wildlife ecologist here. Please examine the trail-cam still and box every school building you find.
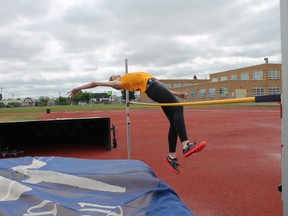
[140,62,282,103]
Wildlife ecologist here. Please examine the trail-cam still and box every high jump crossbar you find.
[129,94,281,107]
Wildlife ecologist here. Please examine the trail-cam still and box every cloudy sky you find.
[0,0,281,99]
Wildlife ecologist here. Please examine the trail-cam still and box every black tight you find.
[145,81,188,152]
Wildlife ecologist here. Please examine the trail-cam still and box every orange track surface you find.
[33,107,282,216]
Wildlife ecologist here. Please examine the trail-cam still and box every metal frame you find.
[125,59,131,159]
[280,0,288,214]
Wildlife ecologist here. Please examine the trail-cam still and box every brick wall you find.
[140,63,282,102]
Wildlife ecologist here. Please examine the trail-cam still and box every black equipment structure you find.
[0,117,116,156]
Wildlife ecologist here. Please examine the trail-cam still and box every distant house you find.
[90,93,111,104]
[22,97,35,107]
[1,97,35,107]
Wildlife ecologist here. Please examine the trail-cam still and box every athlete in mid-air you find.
[69,72,207,174]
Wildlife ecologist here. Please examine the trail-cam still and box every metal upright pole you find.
[125,59,131,159]
[280,0,288,214]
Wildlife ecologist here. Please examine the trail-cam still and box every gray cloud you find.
[0,0,281,99]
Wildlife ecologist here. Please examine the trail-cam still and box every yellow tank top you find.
[120,72,153,92]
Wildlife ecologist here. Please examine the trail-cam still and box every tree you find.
[70,91,91,104]
[55,96,69,105]
[38,96,50,106]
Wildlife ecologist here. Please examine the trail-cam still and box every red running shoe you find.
[165,156,180,174]
[183,141,207,157]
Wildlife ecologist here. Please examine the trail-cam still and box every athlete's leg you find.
[161,106,178,153]
[146,81,206,173]
[146,82,189,144]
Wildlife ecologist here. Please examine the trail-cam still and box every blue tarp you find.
[0,157,193,216]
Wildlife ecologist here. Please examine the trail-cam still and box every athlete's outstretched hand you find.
[178,92,188,99]
[170,90,188,99]
[68,88,80,98]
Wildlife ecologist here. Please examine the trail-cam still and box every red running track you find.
[36,107,282,216]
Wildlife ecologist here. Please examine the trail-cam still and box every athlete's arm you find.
[170,90,188,99]
[68,80,121,98]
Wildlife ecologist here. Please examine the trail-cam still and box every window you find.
[269,87,280,95]
[191,89,197,98]
[240,73,249,80]
[173,83,182,88]
[199,89,206,98]
[253,71,263,80]
[164,83,172,88]
[268,70,280,79]
[220,76,227,81]
[208,88,216,98]
[253,87,265,96]
[219,87,228,97]
[231,74,237,80]
[182,83,192,87]
[212,77,218,82]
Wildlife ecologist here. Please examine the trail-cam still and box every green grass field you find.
[0,103,279,123]
[0,104,128,122]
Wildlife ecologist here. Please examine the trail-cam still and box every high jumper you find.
[69,72,207,174]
